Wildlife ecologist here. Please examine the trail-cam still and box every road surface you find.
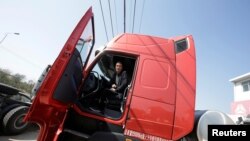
[0,124,39,141]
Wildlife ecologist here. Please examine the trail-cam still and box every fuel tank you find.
[195,110,235,141]
[179,110,235,141]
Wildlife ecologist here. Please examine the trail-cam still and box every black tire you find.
[2,106,29,135]
[178,135,198,141]
[179,137,191,141]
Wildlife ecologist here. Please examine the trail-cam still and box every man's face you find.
[115,62,123,74]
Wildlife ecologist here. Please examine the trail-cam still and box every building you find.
[230,72,250,116]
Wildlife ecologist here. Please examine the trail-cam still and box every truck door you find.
[25,7,95,140]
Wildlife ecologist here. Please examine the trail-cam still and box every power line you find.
[113,0,118,34]
[99,0,109,42]
[124,0,126,33]
[129,0,134,33]
[139,0,145,33]
[108,0,114,38]
[132,0,137,33]
[0,45,42,70]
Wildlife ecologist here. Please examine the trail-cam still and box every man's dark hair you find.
[115,61,123,66]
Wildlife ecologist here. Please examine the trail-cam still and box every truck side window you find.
[175,39,188,54]
[75,19,94,65]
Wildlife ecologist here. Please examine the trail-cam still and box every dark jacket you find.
[110,71,128,93]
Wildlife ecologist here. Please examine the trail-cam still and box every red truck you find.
[25,7,235,141]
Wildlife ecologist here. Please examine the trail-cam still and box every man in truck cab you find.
[109,61,128,95]
[102,61,128,108]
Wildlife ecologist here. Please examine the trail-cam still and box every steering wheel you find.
[83,71,101,98]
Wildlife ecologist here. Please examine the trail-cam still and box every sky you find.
[0,0,250,114]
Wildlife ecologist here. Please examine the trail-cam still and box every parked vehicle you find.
[0,83,31,135]
[25,7,238,141]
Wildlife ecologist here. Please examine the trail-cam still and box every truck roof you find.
[105,33,176,59]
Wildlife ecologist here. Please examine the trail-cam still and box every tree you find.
[0,68,34,94]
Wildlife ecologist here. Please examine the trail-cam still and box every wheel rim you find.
[13,113,28,130]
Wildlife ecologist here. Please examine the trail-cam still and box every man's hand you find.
[110,88,116,92]
[112,84,117,89]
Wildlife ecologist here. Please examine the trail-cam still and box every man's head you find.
[115,61,123,74]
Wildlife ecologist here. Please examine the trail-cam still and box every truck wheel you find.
[179,136,198,141]
[2,106,29,135]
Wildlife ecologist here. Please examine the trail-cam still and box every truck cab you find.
[25,7,196,141]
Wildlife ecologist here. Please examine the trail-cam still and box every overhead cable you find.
[113,0,118,34]
[99,0,109,41]
[124,0,126,33]
[139,0,145,33]
[108,0,114,38]
[132,0,137,33]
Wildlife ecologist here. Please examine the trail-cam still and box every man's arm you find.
[109,73,116,88]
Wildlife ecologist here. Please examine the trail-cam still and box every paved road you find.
[0,124,39,141]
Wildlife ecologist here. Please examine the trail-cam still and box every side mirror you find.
[95,45,106,56]
[95,50,100,56]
